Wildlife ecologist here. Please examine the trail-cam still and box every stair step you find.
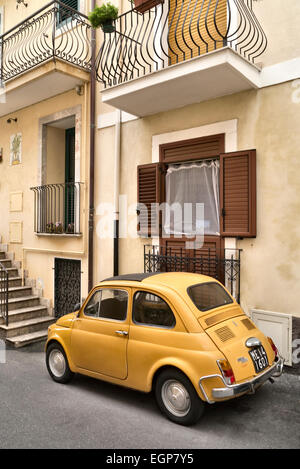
[0,277,22,288]
[0,259,12,268]
[7,285,32,299]
[0,316,54,338]
[4,268,19,279]
[6,330,49,348]
[6,305,49,323]
[7,295,40,311]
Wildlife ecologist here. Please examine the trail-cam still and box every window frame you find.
[83,287,129,323]
[187,281,234,313]
[132,290,177,330]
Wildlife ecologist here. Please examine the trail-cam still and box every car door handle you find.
[115,330,128,336]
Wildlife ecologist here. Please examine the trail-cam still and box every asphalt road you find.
[0,342,299,449]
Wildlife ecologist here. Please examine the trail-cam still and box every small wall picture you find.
[10,133,22,166]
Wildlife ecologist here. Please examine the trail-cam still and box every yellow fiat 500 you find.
[46,272,284,426]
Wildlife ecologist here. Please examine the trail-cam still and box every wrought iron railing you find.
[144,244,241,302]
[30,182,83,235]
[0,0,92,84]
[0,262,9,327]
[97,0,267,88]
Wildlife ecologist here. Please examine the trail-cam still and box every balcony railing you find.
[97,0,267,88]
[0,0,92,84]
[30,182,83,235]
[144,244,241,302]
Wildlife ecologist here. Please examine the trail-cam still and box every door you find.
[54,258,81,318]
[71,288,129,380]
[160,148,223,279]
[65,127,75,228]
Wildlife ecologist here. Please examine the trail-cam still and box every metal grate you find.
[144,245,242,303]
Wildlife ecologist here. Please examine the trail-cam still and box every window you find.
[84,290,101,317]
[188,282,233,312]
[133,291,176,328]
[58,0,79,24]
[84,289,128,321]
[99,289,128,321]
[165,160,220,236]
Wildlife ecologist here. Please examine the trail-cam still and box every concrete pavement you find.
[0,342,299,449]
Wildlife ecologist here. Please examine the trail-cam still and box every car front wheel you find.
[46,342,74,384]
[155,369,205,426]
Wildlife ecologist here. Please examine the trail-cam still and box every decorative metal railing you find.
[144,244,241,302]
[30,182,83,235]
[0,262,9,327]
[0,0,92,83]
[97,0,267,88]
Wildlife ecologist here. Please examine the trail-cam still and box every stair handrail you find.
[0,261,9,327]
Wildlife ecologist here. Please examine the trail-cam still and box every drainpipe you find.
[88,0,96,292]
[113,109,121,276]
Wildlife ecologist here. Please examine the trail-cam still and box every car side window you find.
[133,291,176,328]
[84,290,102,317]
[84,289,128,321]
[99,289,128,322]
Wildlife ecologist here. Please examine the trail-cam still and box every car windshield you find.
[188,282,233,312]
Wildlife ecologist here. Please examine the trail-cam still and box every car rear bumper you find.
[199,356,284,404]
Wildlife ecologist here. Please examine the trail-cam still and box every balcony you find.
[0,1,92,117]
[30,182,83,236]
[97,0,267,116]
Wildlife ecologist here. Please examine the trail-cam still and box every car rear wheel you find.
[155,369,205,426]
[46,342,74,384]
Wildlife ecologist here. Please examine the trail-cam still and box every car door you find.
[70,287,130,380]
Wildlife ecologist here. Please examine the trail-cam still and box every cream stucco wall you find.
[0,88,90,306]
[94,79,300,318]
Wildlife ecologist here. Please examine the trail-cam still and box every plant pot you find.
[133,0,164,14]
[101,21,116,33]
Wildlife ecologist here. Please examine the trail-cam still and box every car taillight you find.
[267,337,278,357]
[218,359,236,385]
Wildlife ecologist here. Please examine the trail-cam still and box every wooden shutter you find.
[137,163,162,237]
[169,0,227,65]
[61,0,79,9]
[159,134,225,163]
[220,150,256,237]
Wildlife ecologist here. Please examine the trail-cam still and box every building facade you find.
[0,0,299,368]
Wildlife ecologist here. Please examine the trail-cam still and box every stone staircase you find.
[0,246,55,348]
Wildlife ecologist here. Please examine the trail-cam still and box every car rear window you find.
[188,282,233,312]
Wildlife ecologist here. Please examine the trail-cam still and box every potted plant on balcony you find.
[130,0,164,14]
[88,3,119,33]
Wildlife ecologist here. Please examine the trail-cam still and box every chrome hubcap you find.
[161,380,191,417]
[49,349,66,378]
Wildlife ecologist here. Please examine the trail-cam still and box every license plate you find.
[249,345,269,373]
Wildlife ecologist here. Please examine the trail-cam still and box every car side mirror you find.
[74,303,81,312]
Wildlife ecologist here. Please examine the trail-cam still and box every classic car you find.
[46,272,284,425]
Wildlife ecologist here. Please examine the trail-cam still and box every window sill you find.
[35,233,82,238]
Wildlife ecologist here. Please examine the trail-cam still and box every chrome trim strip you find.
[199,356,284,404]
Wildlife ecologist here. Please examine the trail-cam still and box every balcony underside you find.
[0,60,89,118]
[101,48,262,117]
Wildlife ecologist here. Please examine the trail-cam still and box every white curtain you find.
[164,160,220,236]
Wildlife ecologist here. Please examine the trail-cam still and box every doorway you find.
[159,134,225,278]
[54,258,81,318]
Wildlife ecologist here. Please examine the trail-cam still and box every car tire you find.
[46,342,74,384]
[155,369,205,426]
